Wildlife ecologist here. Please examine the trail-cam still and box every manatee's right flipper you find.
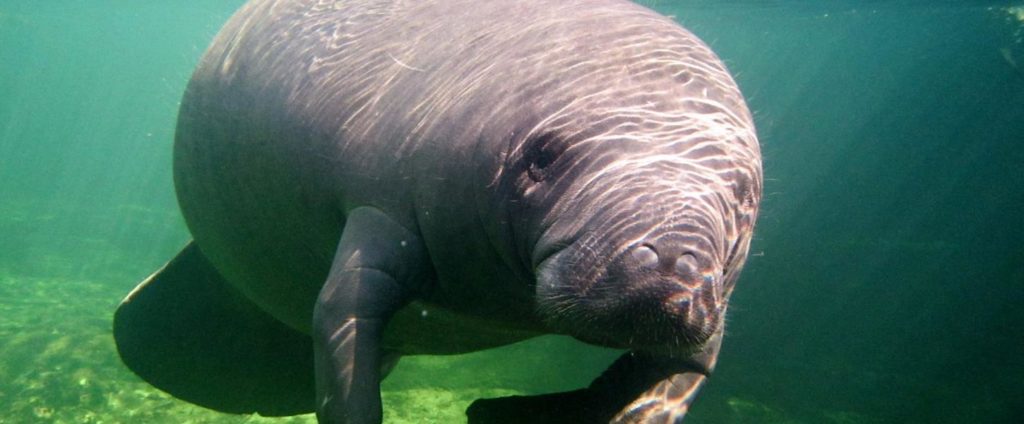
[467,330,723,423]
[602,334,720,423]
[113,242,315,416]
[313,207,431,424]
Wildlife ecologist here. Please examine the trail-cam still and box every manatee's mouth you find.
[535,241,724,357]
[530,230,581,273]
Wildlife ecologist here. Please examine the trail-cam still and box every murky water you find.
[1,1,1021,422]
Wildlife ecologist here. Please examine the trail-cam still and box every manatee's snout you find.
[537,232,725,356]
[628,238,723,338]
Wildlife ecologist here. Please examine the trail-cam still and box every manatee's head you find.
[516,122,761,357]
[535,182,757,353]
[489,36,762,357]
[461,1,764,356]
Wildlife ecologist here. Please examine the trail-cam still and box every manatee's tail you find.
[113,242,315,416]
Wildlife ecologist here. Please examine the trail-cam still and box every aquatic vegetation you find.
[0,274,313,423]
[999,5,1024,66]
[1008,5,1024,24]
[725,397,797,424]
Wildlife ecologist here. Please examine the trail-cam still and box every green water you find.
[1,1,1021,423]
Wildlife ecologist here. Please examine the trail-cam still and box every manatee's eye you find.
[522,132,567,183]
[733,173,756,209]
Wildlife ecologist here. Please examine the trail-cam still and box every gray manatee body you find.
[113,0,762,422]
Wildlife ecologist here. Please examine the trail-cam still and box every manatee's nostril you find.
[675,297,691,315]
[667,293,694,321]
[632,243,659,269]
[674,252,701,283]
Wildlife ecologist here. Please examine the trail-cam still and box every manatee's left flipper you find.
[467,330,722,424]
[314,207,431,424]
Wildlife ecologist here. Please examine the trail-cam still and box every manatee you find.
[112,0,762,422]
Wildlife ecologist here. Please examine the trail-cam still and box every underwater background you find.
[1,1,1021,423]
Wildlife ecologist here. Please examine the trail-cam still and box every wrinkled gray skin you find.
[139,0,761,422]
